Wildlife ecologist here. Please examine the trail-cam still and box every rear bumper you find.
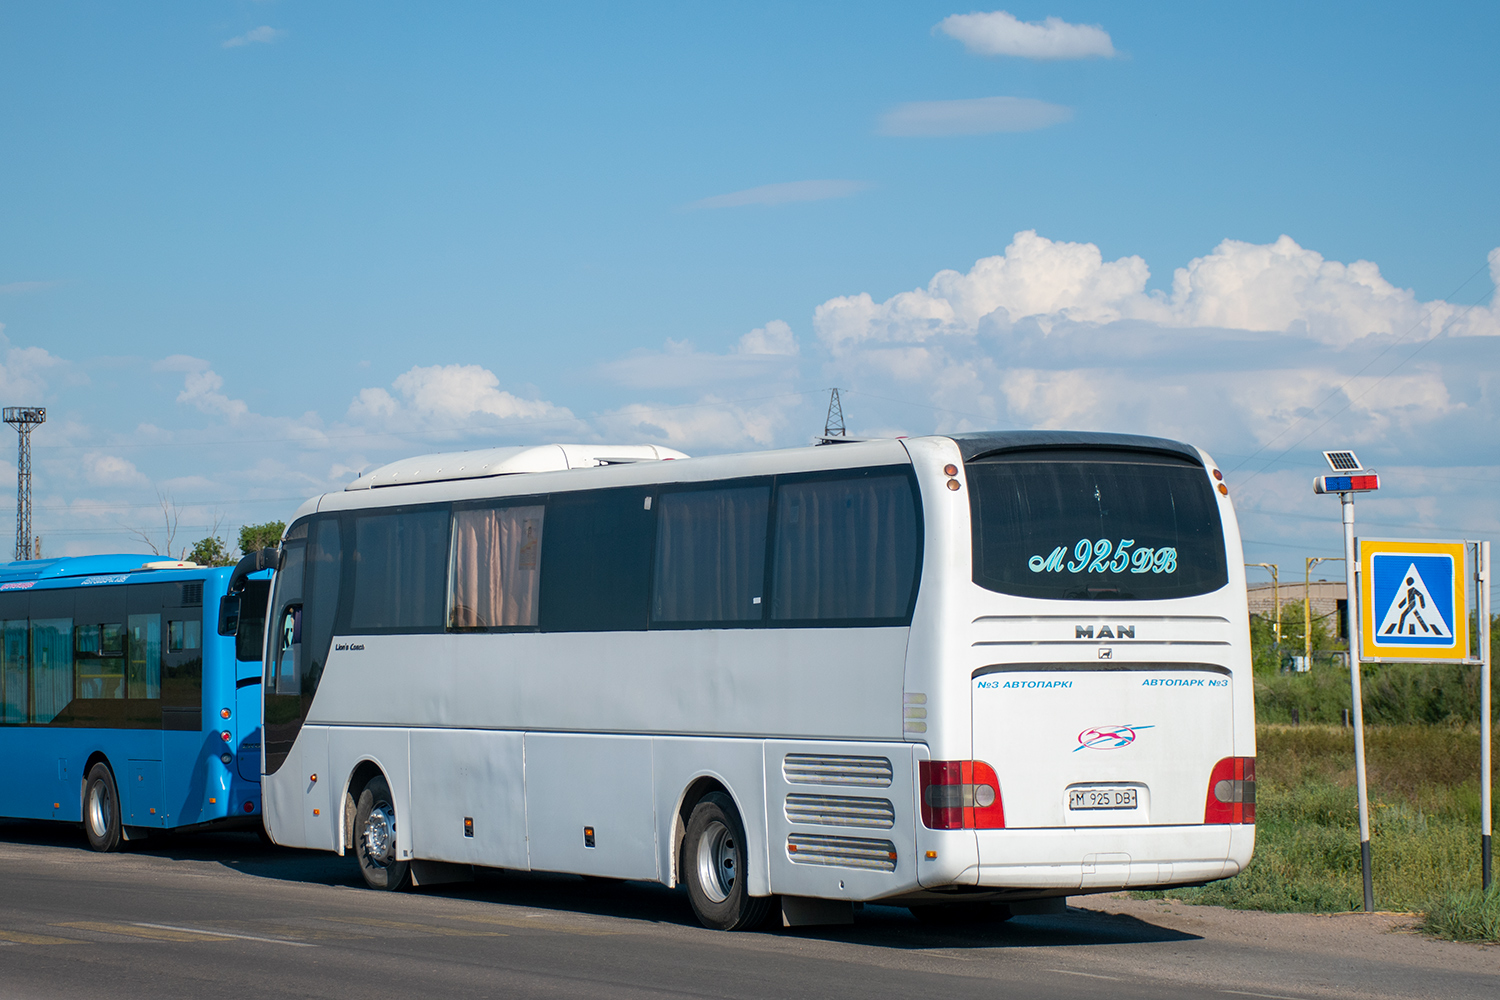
[918,823,1254,892]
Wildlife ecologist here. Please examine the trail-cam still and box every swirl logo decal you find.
[1074,724,1154,752]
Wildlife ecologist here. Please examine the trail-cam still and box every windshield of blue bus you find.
[967,448,1228,601]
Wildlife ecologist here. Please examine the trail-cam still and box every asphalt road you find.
[0,820,1494,1000]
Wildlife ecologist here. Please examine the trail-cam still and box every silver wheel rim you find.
[87,781,110,839]
[694,818,737,904]
[363,804,395,867]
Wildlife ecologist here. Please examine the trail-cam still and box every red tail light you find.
[919,760,1005,830]
[1204,756,1255,824]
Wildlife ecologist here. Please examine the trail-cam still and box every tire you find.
[908,901,1013,924]
[681,792,771,931]
[83,763,123,853]
[354,775,410,891]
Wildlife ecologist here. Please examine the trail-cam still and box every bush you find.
[1423,884,1500,943]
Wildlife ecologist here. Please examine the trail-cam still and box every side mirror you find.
[217,594,241,637]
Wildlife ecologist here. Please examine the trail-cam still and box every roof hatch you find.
[345,443,689,490]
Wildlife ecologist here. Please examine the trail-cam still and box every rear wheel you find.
[354,775,410,891]
[83,763,123,853]
[681,792,771,931]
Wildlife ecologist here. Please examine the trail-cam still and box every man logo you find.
[1075,625,1136,639]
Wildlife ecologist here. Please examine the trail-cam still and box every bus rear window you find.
[967,450,1227,601]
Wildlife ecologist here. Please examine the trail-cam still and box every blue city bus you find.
[0,553,272,850]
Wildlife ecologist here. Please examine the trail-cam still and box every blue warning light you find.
[1314,473,1380,494]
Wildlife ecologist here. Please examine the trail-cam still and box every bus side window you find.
[449,504,545,629]
[0,612,26,724]
[538,488,655,633]
[349,508,448,632]
[651,486,769,625]
[770,473,919,623]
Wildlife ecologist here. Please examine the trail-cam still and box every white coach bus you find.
[261,432,1255,930]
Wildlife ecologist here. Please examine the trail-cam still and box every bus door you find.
[160,596,205,826]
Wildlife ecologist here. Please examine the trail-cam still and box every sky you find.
[1,2,1497,583]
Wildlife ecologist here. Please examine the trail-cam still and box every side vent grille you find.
[181,582,203,606]
[782,754,893,787]
[785,794,895,829]
[787,834,897,872]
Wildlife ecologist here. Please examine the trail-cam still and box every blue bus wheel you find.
[83,763,123,853]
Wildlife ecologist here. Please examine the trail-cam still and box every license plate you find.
[1069,786,1138,810]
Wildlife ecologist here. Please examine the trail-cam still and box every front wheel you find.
[354,775,410,891]
[83,763,123,853]
[681,792,771,931]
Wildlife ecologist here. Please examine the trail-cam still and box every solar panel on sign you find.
[1323,451,1362,471]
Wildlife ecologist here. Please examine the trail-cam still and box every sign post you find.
[1315,451,1381,911]
[1482,541,1492,891]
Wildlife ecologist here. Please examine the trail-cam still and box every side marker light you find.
[925,850,937,859]
[943,464,958,477]
[1217,483,1229,495]
[946,479,961,491]
[220,708,231,719]
[220,753,232,765]
[220,730,232,742]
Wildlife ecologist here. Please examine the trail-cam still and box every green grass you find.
[1423,884,1500,943]
[1136,725,1498,937]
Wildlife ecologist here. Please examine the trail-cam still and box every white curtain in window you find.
[449,506,545,628]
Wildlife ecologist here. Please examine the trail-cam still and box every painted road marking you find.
[0,930,82,946]
[57,921,233,943]
[1046,969,1123,981]
[1218,990,1306,1000]
[323,917,504,937]
[132,922,315,947]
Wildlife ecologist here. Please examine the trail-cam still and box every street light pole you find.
[1304,556,1342,669]
[1248,563,1281,656]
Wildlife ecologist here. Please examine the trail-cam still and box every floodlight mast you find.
[3,407,45,563]
[1316,447,1377,912]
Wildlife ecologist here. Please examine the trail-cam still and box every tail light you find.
[919,760,1005,830]
[1204,756,1255,824]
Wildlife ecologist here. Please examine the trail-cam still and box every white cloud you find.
[878,96,1072,137]
[938,10,1115,60]
[816,230,1500,351]
[348,364,577,434]
[597,322,801,390]
[222,26,285,49]
[82,453,147,488]
[155,356,250,421]
[812,231,1499,461]
[688,180,873,210]
[0,341,66,402]
[736,320,799,356]
[595,394,802,452]
[0,281,62,295]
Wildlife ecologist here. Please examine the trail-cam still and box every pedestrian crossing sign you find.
[1358,538,1470,661]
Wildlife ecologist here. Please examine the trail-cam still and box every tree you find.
[238,521,285,555]
[126,492,183,558]
[186,535,235,567]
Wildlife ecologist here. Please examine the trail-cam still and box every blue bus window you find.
[30,618,73,723]
[127,614,161,700]
[1,619,24,723]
